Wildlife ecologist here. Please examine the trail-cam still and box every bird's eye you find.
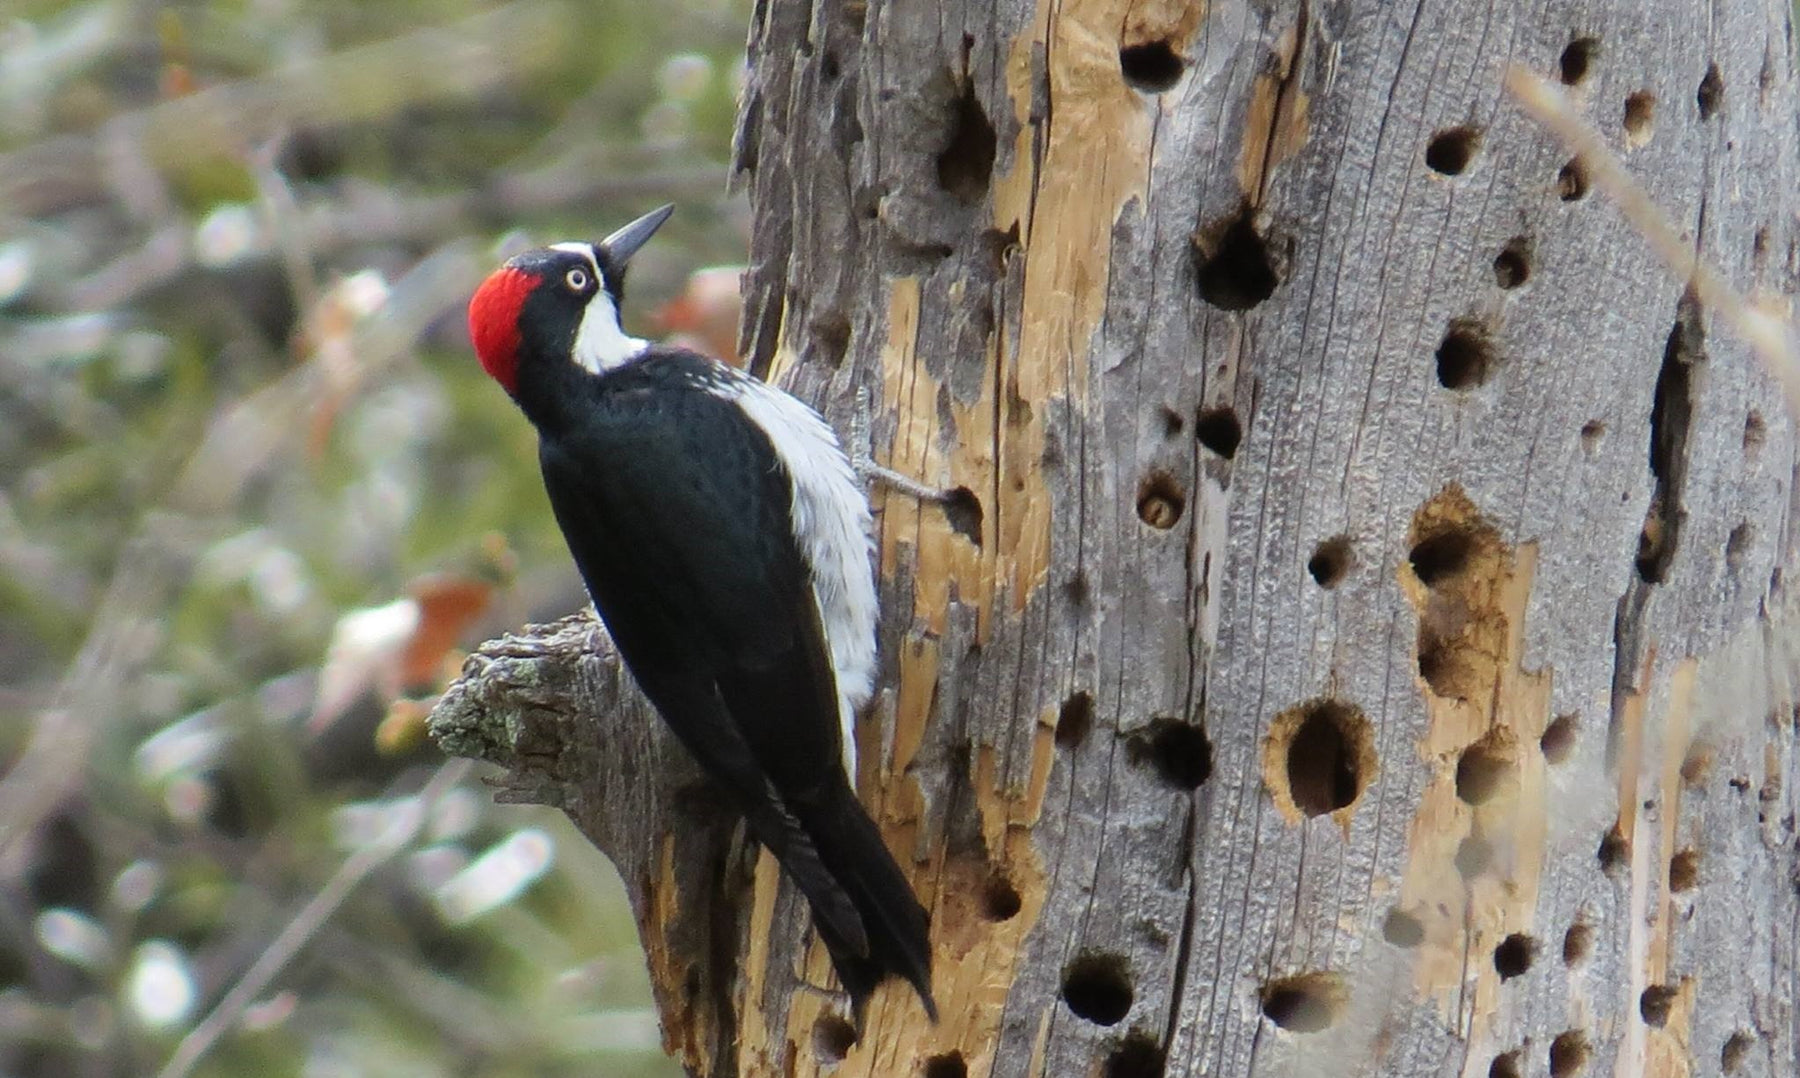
[564,268,590,292]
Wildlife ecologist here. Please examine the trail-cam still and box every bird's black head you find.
[468,204,674,395]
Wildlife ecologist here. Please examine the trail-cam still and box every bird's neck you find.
[512,349,606,434]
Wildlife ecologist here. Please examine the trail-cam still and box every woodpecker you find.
[466,206,934,1020]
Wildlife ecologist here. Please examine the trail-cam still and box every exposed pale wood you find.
[431,0,1800,1075]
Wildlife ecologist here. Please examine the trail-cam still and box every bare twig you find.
[56,163,724,313]
[1504,65,1800,422]
[0,1,573,219]
[0,515,206,866]
[156,760,472,1078]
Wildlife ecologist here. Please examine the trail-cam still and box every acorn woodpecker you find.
[466,206,934,1019]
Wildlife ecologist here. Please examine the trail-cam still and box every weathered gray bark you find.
[431,1,1800,1075]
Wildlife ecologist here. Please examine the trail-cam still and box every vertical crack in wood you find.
[1242,0,1311,206]
[1611,288,1706,764]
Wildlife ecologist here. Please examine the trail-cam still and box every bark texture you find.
[430,1,1800,1075]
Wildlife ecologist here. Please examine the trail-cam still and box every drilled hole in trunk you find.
[1549,1030,1590,1077]
[1259,972,1346,1032]
[1061,953,1134,1025]
[1103,1031,1166,1078]
[1308,535,1354,588]
[1560,38,1599,85]
[1425,126,1482,175]
[813,1014,857,1063]
[1698,63,1723,120]
[1494,933,1536,979]
[1194,406,1243,458]
[1056,692,1095,749]
[923,1052,967,1078]
[1436,320,1497,389]
[1194,207,1279,310]
[1266,700,1374,819]
[1119,40,1184,92]
[1493,236,1531,288]
[1136,472,1186,529]
[1558,158,1590,201]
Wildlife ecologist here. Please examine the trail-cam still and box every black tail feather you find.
[800,779,937,1021]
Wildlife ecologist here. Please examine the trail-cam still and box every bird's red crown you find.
[468,265,537,393]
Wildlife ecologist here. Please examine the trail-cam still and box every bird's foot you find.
[848,387,958,504]
[849,389,983,545]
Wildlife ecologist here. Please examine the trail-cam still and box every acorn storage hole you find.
[1158,406,1185,438]
[938,485,984,548]
[1744,410,1767,454]
[1194,206,1279,311]
[936,83,996,204]
[1456,736,1516,805]
[981,872,1022,922]
[1259,971,1346,1032]
[1136,472,1186,530]
[1640,984,1678,1027]
[1120,40,1185,93]
[1194,406,1243,459]
[1409,527,1477,586]
[1562,921,1594,965]
[1266,699,1375,819]
[1057,691,1095,749]
[1456,835,1494,879]
[1307,535,1354,589]
[1558,157,1590,201]
[1721,1031,1754,1073]
[811,313,852,368]
[1697,63,1723,120]
[1425,126,1482,175]
[1725,523,1751,572]
[1559,37,1599,85]
[1623,90,1657,144]
[1104,1031,1167,1078]
[1680,742,1715,788]
[1493,933,1536,980]
[812,1014,857,1064]
[1549,1030,1590,1077]
[1668,848,1700,891]
[1579,420,1607,452]
[1540,713,1578,764]
[1598,824,1629,876]
[1435,319,1496,389]
[923,1052,968,1078]
[1382,909,1425,948]
[1061,953,1134,1026]
[1131,717,1214,791]
[1493,236,1531,289]
[1489,1051,1524,1078]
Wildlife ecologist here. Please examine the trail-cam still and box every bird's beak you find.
[601,204,676,267]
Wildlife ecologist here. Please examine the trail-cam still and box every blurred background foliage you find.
[0,1,755,1074]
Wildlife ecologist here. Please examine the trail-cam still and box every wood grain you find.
[433,1,1800,1073]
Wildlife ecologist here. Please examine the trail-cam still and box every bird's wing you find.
[535,377,848,798]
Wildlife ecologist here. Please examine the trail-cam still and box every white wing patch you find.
[722,377,878,785]
[549,242,647,373]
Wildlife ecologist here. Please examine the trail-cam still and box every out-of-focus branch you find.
[0,0,572,219]
[55,163,725,314]
[1506,65,1800,422]
[428,616,747,1076]
[156,760,472,1078]
[0,234,481,864]
[169,238,485,512]
[0,515,203,866]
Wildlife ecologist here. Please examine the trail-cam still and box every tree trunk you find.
[431,1,1800,1075]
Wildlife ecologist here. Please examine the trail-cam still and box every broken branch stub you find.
[427,614,751,1074]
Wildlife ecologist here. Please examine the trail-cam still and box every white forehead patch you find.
[548,241,600,274]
